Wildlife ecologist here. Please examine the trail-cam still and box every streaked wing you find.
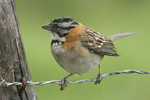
[80,27,120,56]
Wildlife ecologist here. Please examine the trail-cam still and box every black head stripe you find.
[62,17,74,22]
[71,21,78,25]
[53,18,63,23]
[53,17,74,23]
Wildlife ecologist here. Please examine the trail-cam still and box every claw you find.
[95,73,102,85]
[59,77,67,90]
[59,73,73,90]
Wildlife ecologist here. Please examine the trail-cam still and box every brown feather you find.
[80,26,119,56]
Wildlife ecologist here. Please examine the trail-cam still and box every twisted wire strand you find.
[0,70,150,88]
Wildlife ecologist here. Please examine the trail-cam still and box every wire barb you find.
[0,70,150,88]
[0,77,8,88]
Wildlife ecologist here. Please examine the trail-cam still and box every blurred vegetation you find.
[15,0,150,100]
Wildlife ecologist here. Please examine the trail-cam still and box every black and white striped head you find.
[42,17,78,41]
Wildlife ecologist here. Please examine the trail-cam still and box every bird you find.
[41,17,136,90]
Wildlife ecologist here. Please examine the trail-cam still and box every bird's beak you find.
[41,23,51,30]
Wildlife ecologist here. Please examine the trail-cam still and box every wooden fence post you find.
[0,0,38,99]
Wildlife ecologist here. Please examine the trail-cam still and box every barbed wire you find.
[0,70,150,88]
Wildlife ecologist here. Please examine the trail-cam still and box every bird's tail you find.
[109,32,139,41]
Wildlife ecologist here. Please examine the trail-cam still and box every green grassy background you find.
[15,0,150,100]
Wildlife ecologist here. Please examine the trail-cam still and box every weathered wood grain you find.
[0,0,38,99]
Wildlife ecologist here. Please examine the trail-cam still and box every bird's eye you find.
[54,24,60,30]
[56,27,60,30]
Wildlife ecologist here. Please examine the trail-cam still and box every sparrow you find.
[41,17,136,90]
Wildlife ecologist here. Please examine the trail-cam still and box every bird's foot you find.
[95,73,102,85]
[59,77,67,90]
